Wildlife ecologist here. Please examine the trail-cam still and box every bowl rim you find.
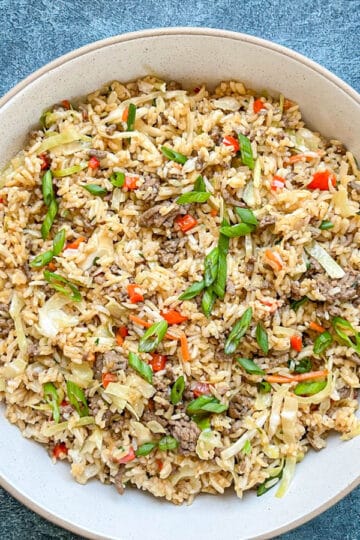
[0,26,359,540]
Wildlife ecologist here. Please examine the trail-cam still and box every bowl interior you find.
[0,29,359,540]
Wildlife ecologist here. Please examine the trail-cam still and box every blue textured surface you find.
[0,1,359,539]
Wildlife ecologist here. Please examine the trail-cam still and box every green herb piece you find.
[30,250,54,268]
[258,381,271,393]
[235,207,258,226]
[213,219,230,299]
[332,316,360,354]
[256,323,269,355]
[160,146,188,165]
[201,287,217,318]
[192,415,211,431]
[236,357,265,376]
[170,375,185,405]
[219,222,254,238]
[43,382,60,423]
[82,184,107,197]
[42,170,54,206]
[194,175,206,192]
[238,133,255,170]
[242,439,252,455]
[135,442,157,457]
[313,330,333,355]
[158,436,179,452]
[40,110,52,129]
[138,320,168,353]
[319,220,334,230]
[289,357,312,374]
[176,191,211,204]
[290,297,309,312]
[294,379,327,396]
[128,351,153,384]
[110,171,125,188]
[224,307,253,355]
[66,380,89,417]
[257,470,283,497]
[126,103,137,132]
[186,395,228,416]
[52,228,66,256]
[179,280,205,300]
[41,199,58,240]
[43,270,82,302]
[204,247,219,287]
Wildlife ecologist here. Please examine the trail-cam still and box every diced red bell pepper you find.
[223,135,239,152]
[88,156,100,169]
[39,153,50,170]
[271,175,285,191]
[307,170,336,191]
[115,326,128,345]
[127,284,144,303]
[53,443,68,459]
[117,447,136,464]
[61,99,71,110]
[193,382,210,397]
[149,354,167,372]
[102,372,118,388]
[175,214,198,233]
[161,309,188,325]
[253,99,266,114]
[124,176,138,190]
[290,335,303,352]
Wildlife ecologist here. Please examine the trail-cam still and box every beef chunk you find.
[228,394,252,419]
[169,418,200,455]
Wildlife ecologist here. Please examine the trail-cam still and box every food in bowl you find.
[0,76,359,504]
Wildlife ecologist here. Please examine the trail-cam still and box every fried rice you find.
[0,77,359,504]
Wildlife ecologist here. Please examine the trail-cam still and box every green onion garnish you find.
[201,287,217,318]
[41,199,58,240]
[258,381,271,394]
[235,207,258,226]
[204,247,219,288]
[236,357,265,376]
[313,330,333,355]
[66,380,89,417]
[219,222,254,238]
[110,171,125,188]
[178,280,205,300]
[126,103,137,132]
[176,191,211,204]
[238,133,255,170]
[192,415,211,431]
[319,220,334,230]
[42,170,55,206]
[30,250,55,269]
[242,439,252,455]
[186,395,228,416]
[257,469,283,497]
[290,297,309,312]
[52,228,66,256]
[213,219,230,299]
[138,320,168,353]
[332,316,360,354]
[52,163,87,178]
[289,358,312,374]
[224,307,253,355]
[160,146,188,165]
[170,375,185,405]
[194,175,206,192]
[294,379,327,396]
[256,323,269,355]
[82,184,107,197]
[43,382,60,423]
[128,352,153,384]
[158,436,179,452]
[43,270,81,302]
[135,442,157,457]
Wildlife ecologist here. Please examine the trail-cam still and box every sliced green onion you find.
[213,219,230,299]
[235,207,258,226]
[194,175,206,192]
[192,415,211,431]
[158,436,179,452]
[178,280,205,300]
[204,247,219,287]
[52,228,66,256]
[319,220,334,230]
[66,380,89,417]
[42,170,54,206]
[258,381,271,393]
[238,133,255,170]
[135,442,157,457]
[219,223,254,238]
[224,307,253,355]
[128,352,153,384]
[290,297,309,312]
[30,250,54,268]
[41,199,58,240]
[43,270,81,302]
[52,163,87,178]
[294,379,327,396]
[110,171,125,188]
[201,287,217,318]
[332,316,360,354]
[236,357,265,376]
[257,469,283,497]
[43,382,60,423]
[160,146,188,165]
[82,184,107,197]
[176,191,211,204]
[242,439,252,455]
[170,375,185,405]
[126,103,137,132]
[305,242,345,279]
[256,323,269,355]
[313,330,333,355]
[138,320,168,353]
[186,395,228,416]
[289,358,312,374]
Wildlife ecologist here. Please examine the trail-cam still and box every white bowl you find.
[0,28,359,540]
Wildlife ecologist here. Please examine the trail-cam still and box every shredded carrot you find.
[122,108,129,122]
[264,249,284,271]
[266,369,328,384]
[47,261,56,271]
[285,152,322,165]
[180,333,191,362]
[309,321,326,333]
[210,208,218,217]
[129,314,179,340]
[115,329,124,346]
[66,236,86,250]
[283,98,294,111]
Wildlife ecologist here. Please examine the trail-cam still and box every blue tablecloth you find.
[0,1,359,538]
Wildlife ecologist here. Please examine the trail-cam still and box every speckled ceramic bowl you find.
[0,28,359,540]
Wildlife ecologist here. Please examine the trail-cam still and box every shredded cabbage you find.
[341,422,360,441]
[242,181,255,207]
[105,299,127,319]
[281,395,298,445]
[221,413,267,460]
[295,371,334,405]
[41,421,68,437]
[255,392,272,411]
[80,228,114,270]
[332,186,358,218]
[212,97,241,111]
[196,430,222,460]
[130,420,152,445]
[305,242,345,279]
[146,420,167,434]
[69,362,94,388]
[52,162,87,178]
[0,357,27,378]
[103,382,130,412]
[275,456,297,498]
[93,321,115,347]
[35,128,91,155]
[0,379,5,391]
[170,465,196,486]
[269,385,289,438]
[9,292,28,357]
[38,294,79,338]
